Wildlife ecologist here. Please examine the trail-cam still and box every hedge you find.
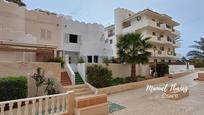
[86,65,112,88]
[156,63,169,77]
[0,76,27,101]
[47,57,65,68]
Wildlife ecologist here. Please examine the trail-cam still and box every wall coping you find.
[88,71,195,95]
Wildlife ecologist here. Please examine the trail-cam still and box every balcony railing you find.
[173,42,181,48]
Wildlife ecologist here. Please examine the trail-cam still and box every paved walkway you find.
[109,72,204,115]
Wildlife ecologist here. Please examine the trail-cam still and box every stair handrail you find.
[64,57,75,85]
[65,62,75,85]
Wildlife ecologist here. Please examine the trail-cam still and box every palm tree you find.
[187,37,204,60]
[6,0,26,7]
[117,33,152,81]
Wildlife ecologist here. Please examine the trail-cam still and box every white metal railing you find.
[65,62,75,85]
[64,55,75,85]
[0,92,72,115]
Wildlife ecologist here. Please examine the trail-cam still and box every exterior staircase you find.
[75,72,84,85]
[61,71,72,86]
[64,84,95,97]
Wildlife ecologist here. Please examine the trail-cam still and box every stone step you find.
[75,94,98,100]
[64,84,88,90]
[75,90,94,97]
[61,72,72,86]
[72,87,91,93]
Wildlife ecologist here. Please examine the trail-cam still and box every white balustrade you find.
[0,92,71,115]
[65,55,76,85]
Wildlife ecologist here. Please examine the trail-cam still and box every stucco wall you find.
[0,61,62,97]
[25,10,60,47]
[169,65,195,74]
[0,0,25,41]
[105,64,149,78]
[0,62,61,79]
[78,63,150,81]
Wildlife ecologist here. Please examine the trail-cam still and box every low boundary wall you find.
[92,71,195,95]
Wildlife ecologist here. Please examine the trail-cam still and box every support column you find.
[62,91,75,115]
[54,49,57,58]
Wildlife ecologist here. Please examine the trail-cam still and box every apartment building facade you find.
[0,0,111,63]
[105,8,181,63]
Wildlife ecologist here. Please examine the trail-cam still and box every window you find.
[157,37,161,41]
[152,32,156,36]
[69,57,71,64]
[110,39,113,44]
[108,29,114,37]
[160,47,164,51]
[167,36,172,42]
[158,51,162,55]
[169,60,172,63]
[160,34,164,38]
[161,60,165,62]
[168,48,171,52]
[47,30,51,40]
[64,33,69,43]
[87,56,92,63]
[94,56,98,63]
[41,29,52,40]
[152,19,156,21]
[41,29,46,40]
[129,14,132,17]
[156,23,160,27]
[122,21,131,28]
[166,24,171,29]
[69,34,78,43]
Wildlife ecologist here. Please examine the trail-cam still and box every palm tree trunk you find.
[131,64,137,81]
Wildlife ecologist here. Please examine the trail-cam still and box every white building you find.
[105,8,181,63]
[58,16,112,64]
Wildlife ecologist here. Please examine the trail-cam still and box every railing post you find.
[67,91,75,115]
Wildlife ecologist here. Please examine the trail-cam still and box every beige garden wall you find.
[0,61,61,79]
[106,63,149,78]
[85,63,150,78]
[0,61,63,97]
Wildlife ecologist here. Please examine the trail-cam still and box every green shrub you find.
[102,57,111,66]
[109,76,145,86]
[78,57,85,63]
[194,62,204,68]
[0,76,27,101]
[156,63,169,77]
[86,65,112,88]
[47,57,65,68]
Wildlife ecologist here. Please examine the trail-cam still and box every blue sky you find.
[23,0,204,56]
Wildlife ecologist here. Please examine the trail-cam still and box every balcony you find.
[172,30,180,36]
[148,36,164,44]
[173,42,181,48]
[174,53,182,59]
[160,24,172,32]
[149,50,180,59]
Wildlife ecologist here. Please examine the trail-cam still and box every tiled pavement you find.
[109,72,204,115]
